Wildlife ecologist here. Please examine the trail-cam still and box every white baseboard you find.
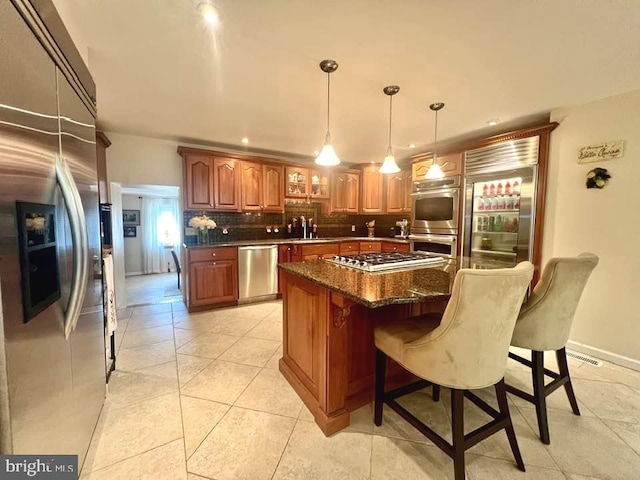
[125,271,143,277]
[567,340,640,372]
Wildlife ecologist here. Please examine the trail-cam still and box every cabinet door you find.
[189,260,238,306]
[185,154,215,209]
[345,173,360,213]
[412,159,431,181]
[404,172,413,212]
[386,171,407,213]
[438,152,463,176]
[277,244,292,294]
[263,164,284,212]
[361,165,384,213]
[240,161,263,211]
[382,242,410,253]
[309,168,330,199]
[285,166,309,198]
[330,172,347,212]
[213,157,240,211]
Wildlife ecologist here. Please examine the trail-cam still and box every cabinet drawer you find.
[339,241,359,255]
[382,242,410,253]
[359,241,382,253]
[189,247,237,263]
[300,243,339,257]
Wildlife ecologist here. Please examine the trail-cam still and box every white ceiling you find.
[53,0,640,164]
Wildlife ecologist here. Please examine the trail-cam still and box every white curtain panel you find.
[141,197,180,274]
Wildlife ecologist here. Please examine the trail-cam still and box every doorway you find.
[111,183,182,307]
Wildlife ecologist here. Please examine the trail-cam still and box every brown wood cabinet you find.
[360,165,385,214]
[386,170,412,214]
[187,247,238,310]
[359,241,382,254]
[411,152,463,180]
[331,171,359,213]
[285,167,331,200]
[292,243,340,262]
[184,153,215,210]
[339,241,359,256]
[241,161,284,212]
[213,158,240,211]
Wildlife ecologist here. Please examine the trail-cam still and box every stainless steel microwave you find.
[411,176,460,235]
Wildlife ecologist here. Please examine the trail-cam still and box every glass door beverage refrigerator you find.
[461,137,539,270]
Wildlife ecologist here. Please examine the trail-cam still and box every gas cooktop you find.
[327,252,446,272]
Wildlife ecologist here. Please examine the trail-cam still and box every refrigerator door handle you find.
[55,155,89,339]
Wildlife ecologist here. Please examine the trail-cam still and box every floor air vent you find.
[566,350,603,367]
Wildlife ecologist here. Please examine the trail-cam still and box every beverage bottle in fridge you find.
[478,197,484,211]
[514,196,520,209]
[482,183,488,196]
[492,197,498,210]
[505,181,511,194]
[512,180,520,194]
[489,216,495,232]
[506,195,514,210]
[497,182,503,195]
[489,183,496,195]
[498,197,505,210]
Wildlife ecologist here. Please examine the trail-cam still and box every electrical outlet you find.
[351,225,356,232]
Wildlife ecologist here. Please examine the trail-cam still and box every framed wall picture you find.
[123,209,140,226]
[123,226,137,238]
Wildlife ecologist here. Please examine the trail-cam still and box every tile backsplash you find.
[183,202,410,245]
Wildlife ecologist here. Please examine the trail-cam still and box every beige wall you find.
[544,88,640,364]
[105,132,183,188]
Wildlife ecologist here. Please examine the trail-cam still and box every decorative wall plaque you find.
[577,140,625,164]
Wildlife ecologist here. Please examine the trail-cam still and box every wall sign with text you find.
[577,140,625,164]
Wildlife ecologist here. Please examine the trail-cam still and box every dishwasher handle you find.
[239,245,278,250]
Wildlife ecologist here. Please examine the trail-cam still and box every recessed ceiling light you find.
[197,3,220,25]
[241,137,249,145]
[408,143,416,149]
[487,119,499,126]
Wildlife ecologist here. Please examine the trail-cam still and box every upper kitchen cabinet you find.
[285,166,330,200]
[241,161,284,212]
[183,151,215,210]
[286,166,308,198]
[411,152,463,179]
[360,164,385,214]
[213,157,240,211]
[386,170,412,214]
[330,170,359,213]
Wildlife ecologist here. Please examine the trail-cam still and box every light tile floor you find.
[82,300,640,479]
[125,272,182,306]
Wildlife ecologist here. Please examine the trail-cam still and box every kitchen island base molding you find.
[279,270,448,435]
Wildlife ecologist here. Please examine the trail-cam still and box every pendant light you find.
[378,85,401,174]
[425,102,445,179]
[315,59,341,166]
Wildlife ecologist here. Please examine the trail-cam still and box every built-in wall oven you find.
[410,233,457,273]
[411,176,460,235]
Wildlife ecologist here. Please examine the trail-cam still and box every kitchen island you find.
[278,260,455,435]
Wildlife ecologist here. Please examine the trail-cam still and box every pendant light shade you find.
[315,60,341,167]
[378,85,401,174]
[425,102,445,179]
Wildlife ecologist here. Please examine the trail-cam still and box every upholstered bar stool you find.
[374,262,534,480]
[506,253,599,444]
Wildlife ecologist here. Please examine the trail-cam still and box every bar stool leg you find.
[532,350,550,444]
[495,379,526,471]
[432,384,441,402]
[556,347,581,416]
[374,348,386,426]
[451,388,465,480]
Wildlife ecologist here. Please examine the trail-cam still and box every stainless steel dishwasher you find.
[238,245,278,302]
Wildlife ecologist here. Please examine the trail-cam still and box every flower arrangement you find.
[189,214,217,230]
[586,167,611,189]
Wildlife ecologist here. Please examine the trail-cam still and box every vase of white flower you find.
[188,214,217,245]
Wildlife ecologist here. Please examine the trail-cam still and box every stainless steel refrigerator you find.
[0,0,105,466]
[461,136,540,269]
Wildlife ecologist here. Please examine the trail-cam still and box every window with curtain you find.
[141,197,180,274]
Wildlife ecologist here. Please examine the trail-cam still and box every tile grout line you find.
[171,315,191,480]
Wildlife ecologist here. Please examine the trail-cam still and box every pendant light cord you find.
[326,72,331,134]
[433,108,439,164]
[388,95,393,148]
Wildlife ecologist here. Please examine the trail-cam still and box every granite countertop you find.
[279,260,454,309]
[183,237,411,249]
